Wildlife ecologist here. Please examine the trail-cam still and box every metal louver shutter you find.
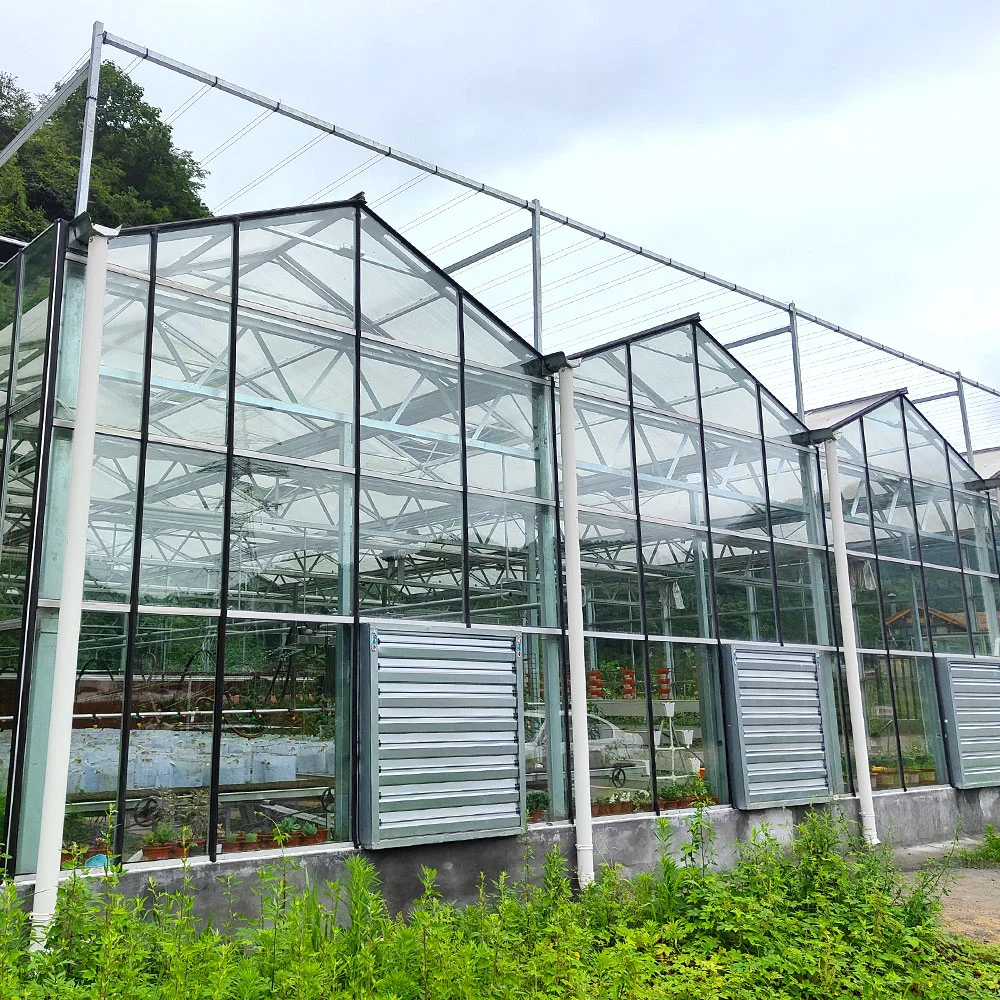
[722,645,838,810]
[935,656,1000,789]
[359,625,525,849]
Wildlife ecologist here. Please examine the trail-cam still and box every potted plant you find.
[242,832,259,852]
[223,832,244,854]
[141,823,179,862]
[525,790,549,823]
[592,795,612,817]
[274,817,302,847]
[609,791,633,815]
[632,788,652,813]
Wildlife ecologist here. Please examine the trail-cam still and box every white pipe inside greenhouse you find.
[557,363,594,886]
[31,226,113,941]
[823,437,879,845]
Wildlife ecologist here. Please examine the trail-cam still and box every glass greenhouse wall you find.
[1,200,999,875]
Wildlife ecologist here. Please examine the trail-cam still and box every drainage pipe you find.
[823,437,879,844]
[555,362,594,886]
[31,220,115,941]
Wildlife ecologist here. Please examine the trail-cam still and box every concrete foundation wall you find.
[18,785,999,919]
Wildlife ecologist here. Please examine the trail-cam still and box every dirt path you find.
[938,869,1000,944]
[894,841,1000,944]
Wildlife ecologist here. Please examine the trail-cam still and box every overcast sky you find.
[5,1,1000,389]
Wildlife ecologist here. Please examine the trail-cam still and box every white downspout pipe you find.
[823,436,879,845]
[31,221,115,942]
[556,363,594,886]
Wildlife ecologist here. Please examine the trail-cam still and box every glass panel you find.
[868,467,918,561]
[703,430,768,536]
[522,632,568,821]
[712,532,777,642]
[696,331,761,435]
[903,404,949,486]
[954,490,998,575]
[138,444,226,607]
[467,494,557,627]
[360,341,461,486]
[578,510,641,634]
[922,567,972,654]
[580,637,652,816]
[836,463,875,553]
[766,444,824,544]
[0,628,20,859]
[632,410,704,525]
[759,387,804,442]
[575,397,634,514]
[148,262,230,446]
[465,366,552,499]
[229,457,353,616]
[358,477,464,621]
[835,420,865,466]
[0,231,54,624]
[238,207,354,327]
[463,297,535,372]
[62,613,127,867]
[0,259,18,408]
[649,640,727,808]
[640,521,713,639]
[234,306,354,466]
[966,574,1000,656]
[85,433,140,603]
[629,325,698,418]
[217,618,342,853]
[773,542,831,645]
[880,560,929,652]
[360,213,458,355]
[573,346,628,400]
[835,555,884,650]
[861,654,901,789]
[912,482,960,568]
[156,224,232,291]
[124,614,217,862]
[890,656,947,786]
[862,399,909,476]
[100,233,150,432]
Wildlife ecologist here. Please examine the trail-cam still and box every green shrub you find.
[0,811,996,998]
[958,824,1000,867]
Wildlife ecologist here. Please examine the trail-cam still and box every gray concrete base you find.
[17,785,999,919]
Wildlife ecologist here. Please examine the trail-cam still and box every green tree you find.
[0,63,209,240]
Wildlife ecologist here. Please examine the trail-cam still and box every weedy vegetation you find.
[1,809,998,998]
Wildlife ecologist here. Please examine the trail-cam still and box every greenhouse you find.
[0,197,998,903]
[1,24,1000,930]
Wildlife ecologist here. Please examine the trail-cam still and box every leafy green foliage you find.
[0,64,209,240]
[0,811,998,997]
[958,824,1000,868]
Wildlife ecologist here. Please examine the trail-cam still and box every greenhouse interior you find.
[1,196,999,883]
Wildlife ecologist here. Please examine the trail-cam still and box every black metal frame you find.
[857,414,908,789]
[624,341,661,811]
[112,230,158,859]
[3,220,69,872]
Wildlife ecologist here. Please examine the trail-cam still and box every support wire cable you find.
[201,108,273,165]
[213,132,328,212]
[400,189,480,231]
[370,171,430,208]
[306,152,385,203]
[426,206,522,255]
[164,82,213,124]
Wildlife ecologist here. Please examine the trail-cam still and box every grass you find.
[957,824,1000,868]
[0,809,998,998]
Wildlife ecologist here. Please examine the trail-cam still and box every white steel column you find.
[823,437,879,844]
[74,21,104,217]
[557,364,594,885]
[31,224,113,939]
